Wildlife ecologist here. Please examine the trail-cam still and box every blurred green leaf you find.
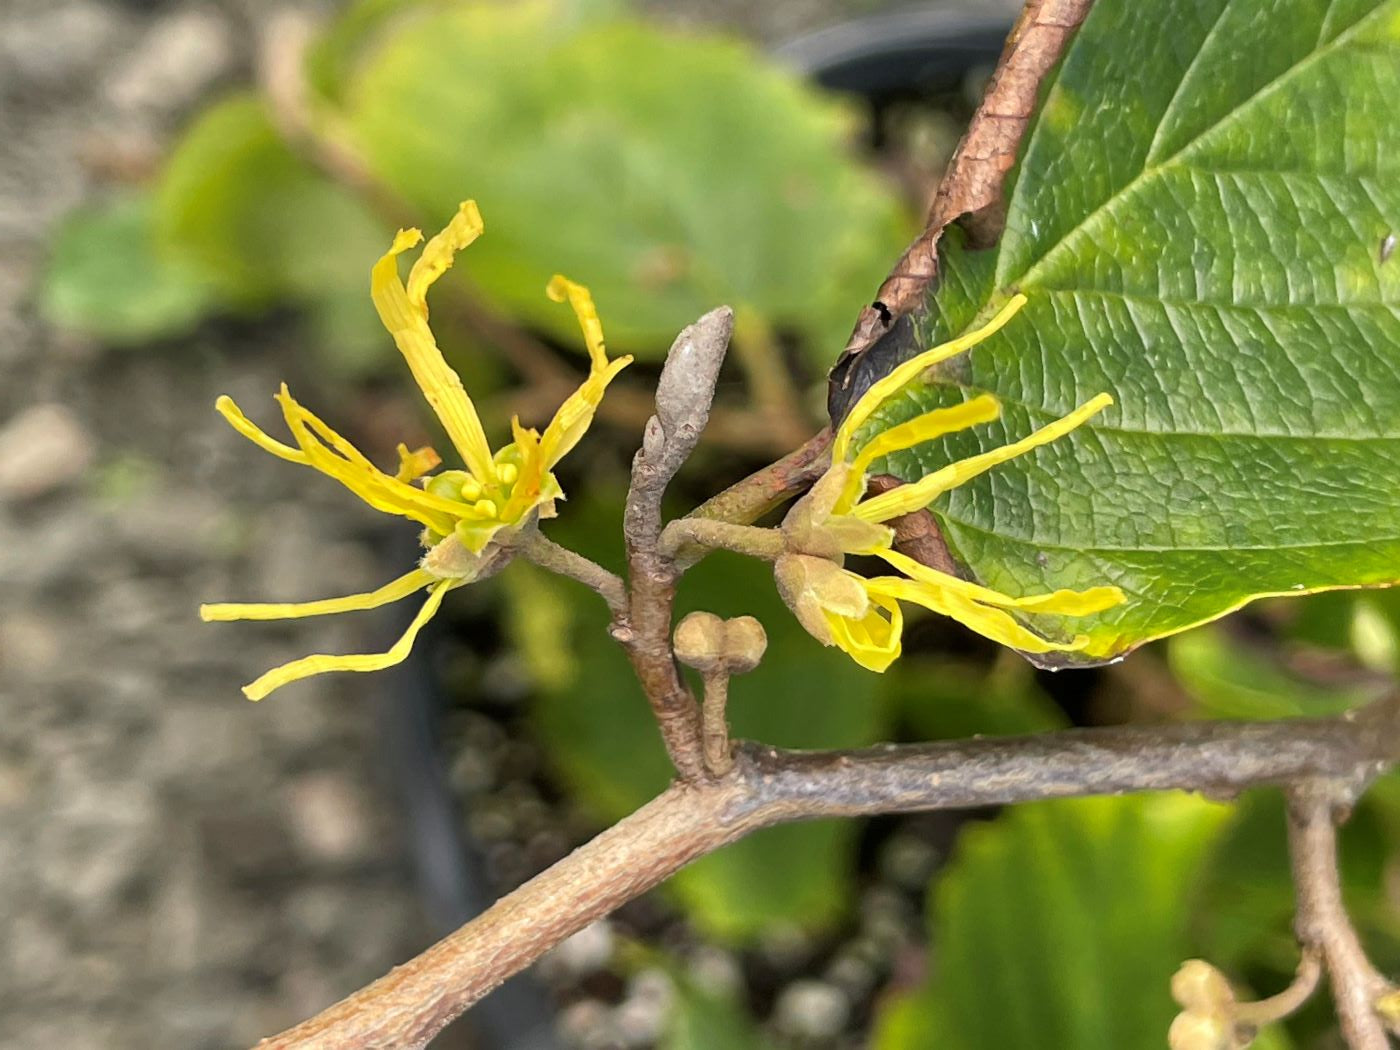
[39,192,215,344]
[340,0,909,361]
[886,654,1067,740]
[1169,626,1380,721]
[154,92,390,365]
[872,0,1400,662]
[874,795,1232,1050]
[1284,589,1400,675]
[662,976,769,1050]
[521,488,889,942]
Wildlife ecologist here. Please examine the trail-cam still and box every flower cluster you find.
[201,201,630,700]
[775,293,1124,671]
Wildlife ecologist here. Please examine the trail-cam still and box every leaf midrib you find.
[998,0,1393,293]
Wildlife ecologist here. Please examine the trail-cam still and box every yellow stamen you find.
[460,478,483,501]
[240,579,456,700]
[497,462,519,485]
[833,293,1028,463]
[853,393,1113,523]
[473,498,498,517]
[201,568,434,622]
[395,443,442,483]
[371,204,496,482]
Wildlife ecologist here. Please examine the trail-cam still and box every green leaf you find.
[39,192,215,344]
[867,0,1400,662]
[522,489,889,942]
[1169,625,1381,720]
[339,0,909,361]
[874,794,1233,1050]
[154,93,388,338]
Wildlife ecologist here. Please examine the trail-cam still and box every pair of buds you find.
[674,612,767,775]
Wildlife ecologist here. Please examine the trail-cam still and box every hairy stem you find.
[700,671,734,776]
[659,519,786,562]
[516,529,627,618]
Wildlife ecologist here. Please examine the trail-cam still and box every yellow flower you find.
[201,200,631,700]
[780,293,1124,671]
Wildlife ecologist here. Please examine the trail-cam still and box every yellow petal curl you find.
[823,590,903,672]
[240,578,456,701]
[371,202,496,482]
[874,548,1124,616]
[853,392,1113,523]
[201,567,434,622]
[833,293,1028,463]
[540,275,633,468]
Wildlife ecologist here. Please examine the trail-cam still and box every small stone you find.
[772,979,851,1039]
[824,950,878,998]
[877,833,939,890]
[0,403,94,501]
[104,8,235,117]
[0,2,125,90]
[286,773,372,864]
[686,945,743,998]
[615,969,674,1047]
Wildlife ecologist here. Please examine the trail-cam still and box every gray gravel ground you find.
[0,0,1007,1047]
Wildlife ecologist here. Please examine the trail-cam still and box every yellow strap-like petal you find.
[240,578,456,700]
[869,577,1089,654]
[839,395,1001,511]
[833,293,1028,463]
[538,355,632,468]
[215,395,308,465]
[546,275,608,370]
[274,388,467,534]
[371,211,496,481]
[536,276,631,469]
[854,392,1113,523]
[406,200,484,306]
[874,548,1124,615]
[201,567,435,622]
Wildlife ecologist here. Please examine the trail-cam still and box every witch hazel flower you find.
[775,293,1124,671]
[201,201,630,699]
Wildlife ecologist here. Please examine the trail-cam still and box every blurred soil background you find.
[0,1,1011,1047]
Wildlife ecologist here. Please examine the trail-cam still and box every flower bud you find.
[674,612,768,676]
[1171,961,1235,1014]
[1168,1011,1233,1050]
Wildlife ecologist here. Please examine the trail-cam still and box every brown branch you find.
[686,426,832,525]
[258,692,1400,1049]
[831,0,1095,392]
[615,306,737,780]
[1288,781,1397,1049]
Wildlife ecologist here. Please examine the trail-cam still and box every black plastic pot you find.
[376,10,1013,1049]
